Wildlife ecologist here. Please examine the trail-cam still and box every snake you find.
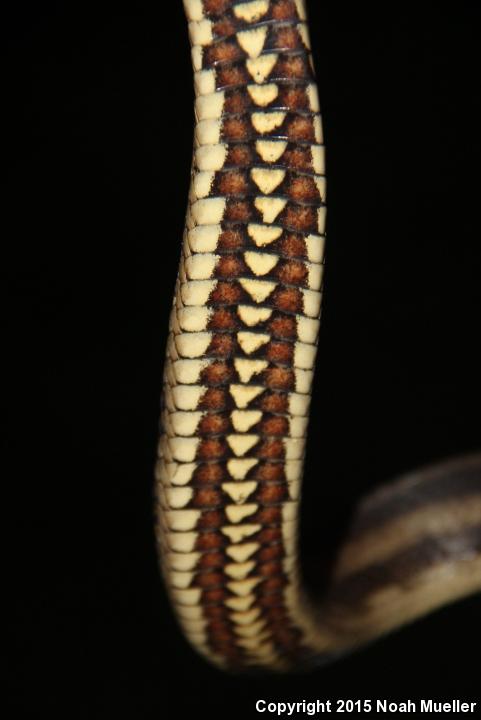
[154,0,481,672]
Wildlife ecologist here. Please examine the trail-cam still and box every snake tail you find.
[154,0,481,672]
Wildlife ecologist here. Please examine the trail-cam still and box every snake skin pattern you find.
[154,0,481,672]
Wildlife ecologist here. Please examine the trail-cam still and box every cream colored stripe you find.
[335,494,481,580]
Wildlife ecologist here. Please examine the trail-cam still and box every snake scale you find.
[154,0,481,672]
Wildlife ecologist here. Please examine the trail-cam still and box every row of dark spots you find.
[216,111,319,145]
[203,22,308,68]
[195,543,284,589]
[204,0,302,33]
[209,252,291,283]
[194,411,291,438]
[191,523,285,552]
[213,52,314,90]
[214,143,321,177]
[168,401,303,666]
[210,253,311,286]
[192,515,308,660]
[188,483,288,510]
[202,583,306,664]
[197,334,301,366]
[193,459,290,485]
[219,84,317,118]
[196,386,292,414]
[199,359,296,390]
[194,542,286,573]
[217,198,321,233]
[205,282,309,317]
[205,619,306,669]
[188,505,287,532]
[212,226,322,261]
[183,306,310,354]
[195,436,289,462]
[204,595,305,659]
[212,169,322,205]
[192,559,287,593]
[204,306,300,340]
[199,20,319,623]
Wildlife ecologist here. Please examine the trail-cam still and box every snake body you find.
[154,0,481,672]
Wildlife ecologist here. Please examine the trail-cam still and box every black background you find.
[4,1,481,715]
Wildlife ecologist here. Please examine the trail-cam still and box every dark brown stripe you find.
[349,453,481,537]
[325,522,481,610]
